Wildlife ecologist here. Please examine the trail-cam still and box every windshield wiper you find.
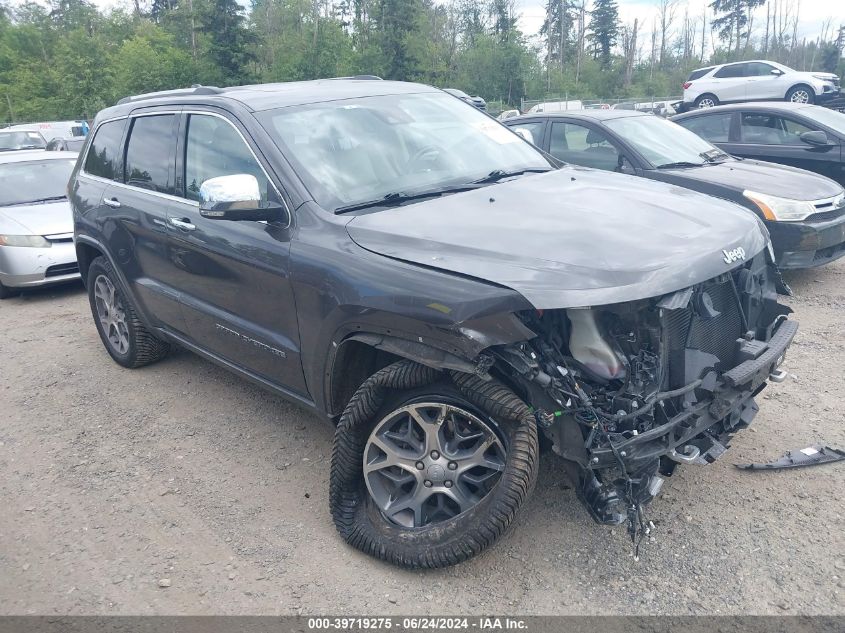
[472,168,552,184]
[656,161,705,170]
[334,184,483,214]
[26,195,67,204]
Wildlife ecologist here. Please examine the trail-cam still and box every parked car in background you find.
[0,128,47,152]
[527,100,583,112]
[634,100,677,117]
[0,151,80,298]
[504,109,845,269]
[6,120,89,139]
[46,137,86,152]
[442,88,487,111]
[70,80,795,569]
[682,60,841,110]
[673,102,845,187]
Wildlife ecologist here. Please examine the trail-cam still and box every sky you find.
[516,0,842,53]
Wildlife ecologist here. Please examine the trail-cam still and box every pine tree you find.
[709,0,765,58]
[374,0,421,80]
[587,0,619,68]
[540,0,574,70]
[198,0,256,84]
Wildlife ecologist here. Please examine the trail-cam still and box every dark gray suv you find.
[70,80,797,568]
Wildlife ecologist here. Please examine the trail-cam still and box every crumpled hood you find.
[658,159,843,201]
[347,167,768,308]
[0,200,73,237]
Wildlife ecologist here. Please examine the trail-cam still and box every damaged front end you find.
[492,250,796,544]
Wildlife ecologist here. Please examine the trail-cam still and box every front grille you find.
[45,263,79,278]
[664,278,743,386]
[807,207,845,222]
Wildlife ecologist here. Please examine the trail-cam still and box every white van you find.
[527,100,584,113]
[6,120,88,140]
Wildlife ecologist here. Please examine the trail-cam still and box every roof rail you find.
[328,75,383,81]
[116,85,223,106]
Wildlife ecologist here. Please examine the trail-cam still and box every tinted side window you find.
[679,113,733,143]
[509,122,544,145]
[746,62,775,77]
[740,113,813,145]
[124,115,176,194]
[688,67,714,81]
[714,63,746,79]
[184,114,271,203]
[83,119,125,180]
[549,122,619,171]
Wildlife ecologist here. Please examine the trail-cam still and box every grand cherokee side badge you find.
[723,247,746,264]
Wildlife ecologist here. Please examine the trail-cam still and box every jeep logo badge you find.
[722,247,746,264]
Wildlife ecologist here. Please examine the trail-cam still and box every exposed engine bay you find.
[492,251,797,552]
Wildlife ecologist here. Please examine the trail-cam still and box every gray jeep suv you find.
[70,80,797,568]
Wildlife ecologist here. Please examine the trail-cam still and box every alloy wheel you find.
[363,402,506,528]
[790,89,811,103]
[93,274,130,355]
[697,98,716,108]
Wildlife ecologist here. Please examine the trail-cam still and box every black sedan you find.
[504,109,845,269]
[672,102,845,187]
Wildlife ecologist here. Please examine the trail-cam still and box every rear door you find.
[107,111,187,333]
[676,112,738,152]
[711,63,748,102]
[166,110,308,396]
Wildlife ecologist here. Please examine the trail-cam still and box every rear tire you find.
[694,94,719,108]
[87,256,170,368]
[330,359,539,569]
[787,85,814,104]
[0,282,19,299]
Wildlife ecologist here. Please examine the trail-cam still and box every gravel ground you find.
[0,259,843,616]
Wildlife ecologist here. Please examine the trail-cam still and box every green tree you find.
[709,0,766,58]
[373,0,421,80]
[197,0,256,84]
[588,0,618,68]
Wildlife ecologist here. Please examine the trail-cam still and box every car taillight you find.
[683,82,692,90]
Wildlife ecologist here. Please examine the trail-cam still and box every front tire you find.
[694,94,719,108]
[787,85,814,104]
[0,281,19,299]
[87,256,170,368]
[330,360,539,569]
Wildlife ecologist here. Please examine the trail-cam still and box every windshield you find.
[0,159,76,206]
[804,106,845,136]
[257,92,551,211]
[0,130,47,151]
[604,114,727,168]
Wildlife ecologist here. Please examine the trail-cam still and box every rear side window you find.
[687,67,714,81]
[83,120,125,180]
[714,63,746,79]
[124,115,176,194]
[678,113,733,143]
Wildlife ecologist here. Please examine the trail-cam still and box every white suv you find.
[682,60,840,110]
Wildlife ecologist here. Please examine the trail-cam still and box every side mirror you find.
[616,154,634,173]
[770,68,784,76]
[199,174,284,222]
[799,130,830,146]
[513,128,535,143]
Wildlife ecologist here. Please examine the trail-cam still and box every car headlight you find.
[743,190,816,222]
[0,235,52,248]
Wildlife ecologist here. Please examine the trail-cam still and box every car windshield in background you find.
[803,106,845,136]
[0,130,47,151]
[0,159,76,206]
[604,114,728,168]
[257,92,551,212]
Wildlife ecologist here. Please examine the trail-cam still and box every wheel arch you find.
[786,83,815,100]
[325,332,493,420]
[75,239,105,289]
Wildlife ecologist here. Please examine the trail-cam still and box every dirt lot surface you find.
[1,260,844,616]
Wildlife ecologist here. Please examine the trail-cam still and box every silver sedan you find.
[0,151,81,299]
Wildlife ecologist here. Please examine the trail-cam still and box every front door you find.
[166,111,308,396]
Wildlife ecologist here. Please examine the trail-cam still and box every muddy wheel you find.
[87,256,170,368]
[329,360,539,569]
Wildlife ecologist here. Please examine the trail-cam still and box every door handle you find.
[103,197,121,208]
[169,217,196,231]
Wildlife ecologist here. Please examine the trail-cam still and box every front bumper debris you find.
[736,445,845,471]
